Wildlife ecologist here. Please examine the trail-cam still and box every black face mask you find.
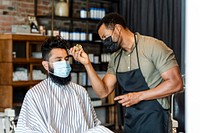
[102,36,120,53]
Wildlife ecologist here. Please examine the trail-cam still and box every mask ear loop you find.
[111,26,122,44]
[46,61,54,76]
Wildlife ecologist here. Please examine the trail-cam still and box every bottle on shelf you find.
[55,0,69,17]
[80,8,87,19]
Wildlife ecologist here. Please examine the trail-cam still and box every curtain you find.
[118,0,182,67]
[116,0,183,129]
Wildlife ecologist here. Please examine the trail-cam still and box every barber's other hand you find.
[69,46,90,65]
[114,92,142,107]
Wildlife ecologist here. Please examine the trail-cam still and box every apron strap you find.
[134,33,141,68]
[116,33,140,73]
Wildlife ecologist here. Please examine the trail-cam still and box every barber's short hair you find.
[41,36,69,61]
[96,12,127,32]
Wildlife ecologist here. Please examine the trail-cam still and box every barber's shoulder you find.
[139,34,160,45]
[139,34,169,52]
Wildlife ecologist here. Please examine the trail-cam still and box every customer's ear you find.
[42,61,49,71]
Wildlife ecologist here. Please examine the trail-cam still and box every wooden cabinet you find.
[0,34,47,112]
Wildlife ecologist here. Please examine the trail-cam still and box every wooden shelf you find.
[0,33,47,41]
[13,58,42,64]
[37,15,101,23]
[12,80,42,87]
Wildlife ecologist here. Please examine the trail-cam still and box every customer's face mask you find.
[102,28,121,53]
[51,60,71,78]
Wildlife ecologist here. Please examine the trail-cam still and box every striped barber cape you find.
[15,78,113,133]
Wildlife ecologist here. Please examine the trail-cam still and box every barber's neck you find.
[121,29,135,53]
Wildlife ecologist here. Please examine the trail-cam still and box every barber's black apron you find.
[116,35,168,133]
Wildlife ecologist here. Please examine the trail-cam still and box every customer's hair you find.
[96,12,127,32]
[41,36,69,61]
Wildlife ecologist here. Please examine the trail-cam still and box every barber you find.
[70,12,183,133]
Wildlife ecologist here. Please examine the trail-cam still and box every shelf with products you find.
[36,15,102,23]
[35,0,115,65]
[0,34,47,112]
[34,0,119,38]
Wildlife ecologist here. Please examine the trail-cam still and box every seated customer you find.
[15,36,113,133]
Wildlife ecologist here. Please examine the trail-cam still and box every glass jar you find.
[55,0,69,17]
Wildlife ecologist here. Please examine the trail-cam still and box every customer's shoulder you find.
[27,79,48,94]
[69,82,87,92]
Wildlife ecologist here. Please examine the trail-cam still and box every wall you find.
[0,0,51,33]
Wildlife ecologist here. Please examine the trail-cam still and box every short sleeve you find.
[148,39,178,74]
[106,53,117,75]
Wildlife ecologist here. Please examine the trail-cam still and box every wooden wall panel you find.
[0,40,12,62]
[0,86,12,112]
[0,63,12,85]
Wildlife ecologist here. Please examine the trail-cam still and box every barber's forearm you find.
[140,66,183,101]
[139,79,183,101]
[84,63,109,98]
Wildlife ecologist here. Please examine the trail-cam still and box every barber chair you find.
[171,90,185,133]
[0,108,15,133]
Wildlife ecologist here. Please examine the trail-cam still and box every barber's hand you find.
[69,45,90,65]
[114,92,142,107]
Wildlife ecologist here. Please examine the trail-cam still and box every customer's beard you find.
[48,67,71,86]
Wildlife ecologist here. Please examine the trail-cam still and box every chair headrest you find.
[173,91,185,132]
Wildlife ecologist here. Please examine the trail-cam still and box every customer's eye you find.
[56,59,62,62]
